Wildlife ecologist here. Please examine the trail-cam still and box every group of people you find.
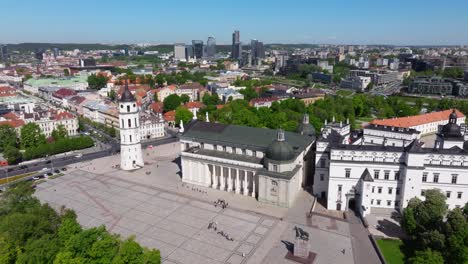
[207,221,234,241]
[213,199,228,209]
[180,183,208,194]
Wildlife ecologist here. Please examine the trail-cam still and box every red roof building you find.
[370,109,466,135]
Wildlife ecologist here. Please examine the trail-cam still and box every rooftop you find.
[370,109,465,128]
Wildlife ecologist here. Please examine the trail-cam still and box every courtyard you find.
[33,143,366,264]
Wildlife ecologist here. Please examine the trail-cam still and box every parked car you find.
[32,176,40,180]
[47,172,53,176]
[41,168,48,171]
[54,169,60,174]
[61,168,67,171]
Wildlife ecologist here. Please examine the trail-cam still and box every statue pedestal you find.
[294,237,309,258]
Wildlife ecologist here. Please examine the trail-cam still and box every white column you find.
[227,168,233,192]
[211,165,216,188]
[243,170,249,196]
[235,168,240,194]
[214,166,219,189]
[251,172,256,198]
[220,166,225,191]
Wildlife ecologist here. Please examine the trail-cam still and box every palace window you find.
[422,172,428,182]
[446,191,451,198]
[374,170,379,179]
[338,185,342,192]
[387,200,391,206]
[396,188,400,195]
[371,199,374,205]
[127,105,130,112]
[376,200,381,205]
[372,186,375,193]
[378,187,382,194]
[394,171,400,181]
[345,169,351,178]
[320,159,326,168]
[384,171,390,180]
[272,164,278,172]
[395,200,400,207]
[421,190,426,196]
[320,174,324,181]
[388,188,393,194]
[457,192,462,199]
[433,173,439,183]
[128,119,131,127]
[452,174,458,184]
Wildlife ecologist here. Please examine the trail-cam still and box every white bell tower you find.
[119,80,144,170]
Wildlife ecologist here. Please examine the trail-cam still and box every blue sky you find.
[2,0,468,45]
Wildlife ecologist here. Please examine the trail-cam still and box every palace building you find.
[315,110,468,216]
[179,110,468,215]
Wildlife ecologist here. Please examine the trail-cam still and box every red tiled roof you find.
[53,88,77,98]
[163,110,176,122]
[53,111,74,120]
[1,112,19,120]
[150,102,163,113]
[0,119,25,128]
[0,86,16,97]
[370,109,465,128]
[184,101,205,109]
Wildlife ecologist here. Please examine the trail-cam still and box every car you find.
[47,172,53,176]
[61,168,67,171]
[54,169,60,174]
[45,160,52,164]
[32,176,40,180]
[39,175,46,179]
[41,168,48,171]
[19,165,28,169]
[75,154,82,158]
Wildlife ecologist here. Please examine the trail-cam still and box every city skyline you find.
[2,0,468,45]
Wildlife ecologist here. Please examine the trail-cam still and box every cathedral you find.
[180,110,468,216]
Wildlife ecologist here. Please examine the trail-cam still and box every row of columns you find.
[207,164,256,198]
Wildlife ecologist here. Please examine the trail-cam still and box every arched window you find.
[127,105,130,112]
[121,119,124,128]
[128,119,131,127]
[129,135,132,142]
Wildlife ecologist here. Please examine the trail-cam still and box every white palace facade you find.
[179,110,468,216]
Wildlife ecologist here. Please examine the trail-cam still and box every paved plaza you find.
[33,143,374,264]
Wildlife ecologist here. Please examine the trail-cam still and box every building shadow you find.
[376,218,406,239]
[281,240,294,254]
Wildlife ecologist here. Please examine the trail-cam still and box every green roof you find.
[24,75,88,87]
[181,120,314,156]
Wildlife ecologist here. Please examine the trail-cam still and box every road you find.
[0,133,177,181]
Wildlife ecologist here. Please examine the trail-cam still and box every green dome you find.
[297,113,315,136]
[266,130,295,161]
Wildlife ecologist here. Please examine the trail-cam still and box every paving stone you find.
[227,254,244,264]
[236,243,254,255]
[181,239,232,262]
[246,234,262,244]
[254,225,269,235]
[222,208,261,223]
[261,218,276,227]
[145,226,189,247]
[168,248,221,264]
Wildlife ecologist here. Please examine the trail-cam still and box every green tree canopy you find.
[163,94,182,112]
[0,124,17,152]
[51,124,68,141]
[180,94,190,104]
[87,74,108,90]
[408,249,444,264]
[175,106,193,124]
[3,146,22,165]
[20,123,46,149]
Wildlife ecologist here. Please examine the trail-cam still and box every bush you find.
[23,136,94,161]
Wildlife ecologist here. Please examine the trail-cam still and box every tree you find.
[0,124,17,152]
[239,87,258,102]
[202,93,221,106]
[444,208,468,264]
[163,94,182,112]
[20,123,46,149]
[87,74,108,90]
[108,90,117,101]
[175,106,193,124]
[63,69,70,76]
[408,250,444,264]
[51,124,68,141]
[180,94,190,104]
[3,146,22,165]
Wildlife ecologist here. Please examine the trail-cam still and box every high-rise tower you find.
[119,80,144,170]
[231,30,242,59]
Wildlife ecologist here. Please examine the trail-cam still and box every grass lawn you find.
[0,172,35,185]
[377,239,405,264]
